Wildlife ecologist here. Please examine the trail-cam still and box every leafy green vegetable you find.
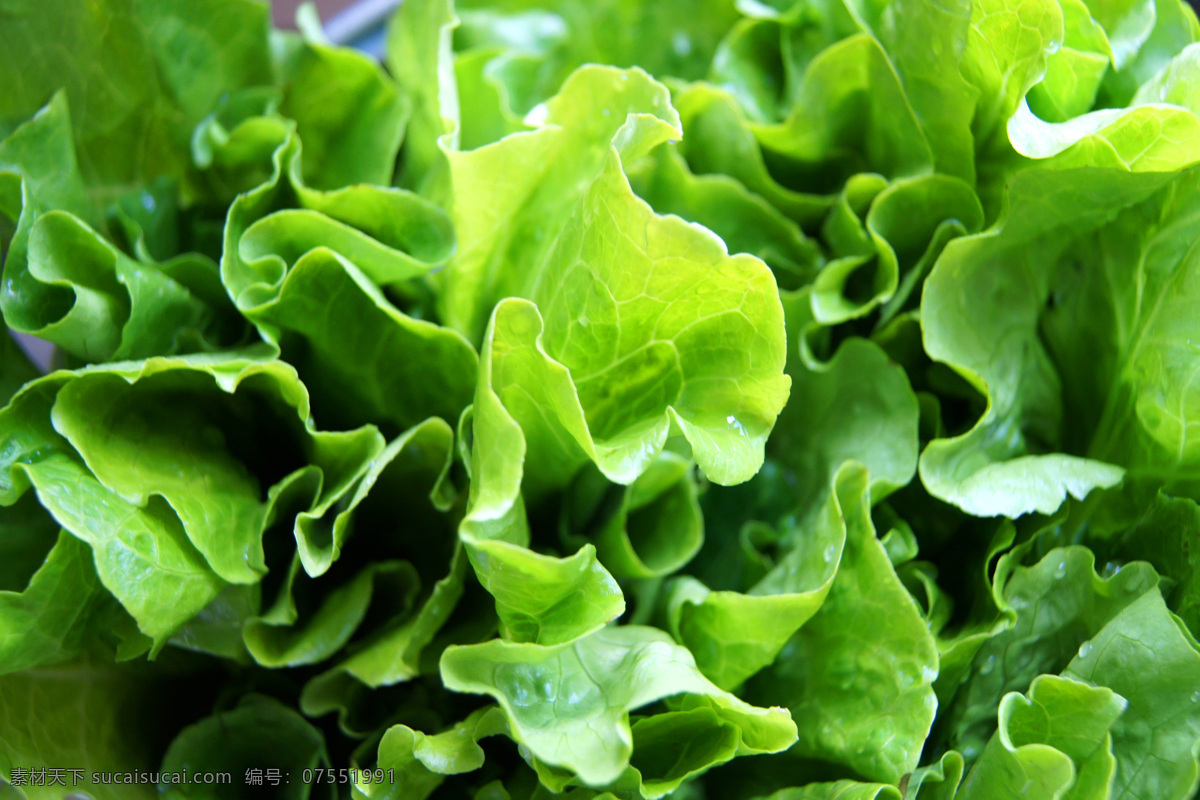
[5,0,1200,797]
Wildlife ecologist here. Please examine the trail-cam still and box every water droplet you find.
[823,544,836,563]
[1078,642,1093,659]
[1191,690,1200,704]
[1055,561,1068,578]
[979,655,996,675]
[672,32,693,57]
[1102,561,1122,578]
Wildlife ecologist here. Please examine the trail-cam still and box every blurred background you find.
[272,0,358,28]
[275,0,1200,28]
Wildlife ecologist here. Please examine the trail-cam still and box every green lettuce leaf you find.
[1062,590,1200,799]
[242,558,419,668]
[880,0,978,183]
[190,417,468,674]
[669,81,833,228]
[905,751,966,799]
[669,331,920,691]
[387,0,461,190]
[1,5,416,369]
[0,96,243,363]
[1090,489,1200,635]
[753,34,932,188]
[1097,0,1200,106]
[272,31,409,191]
[626,142,822,291]
[746,466,938,784]
[0,531,111,674]
[0,354,383,647]
[292,420,465,682]
[0,0,271,191]
[935,543,1159,762]
[449,66,789,643]
[439,624,797,786]
[921,164,1200,517]
[362,705,510,800]
[959,0,1063,213]
[561,452,704,580]
[218,120,476,436]
[1026,0,1111,122]
[957,674,1125,800]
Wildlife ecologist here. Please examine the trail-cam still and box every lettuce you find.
[3,0,1200,798]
